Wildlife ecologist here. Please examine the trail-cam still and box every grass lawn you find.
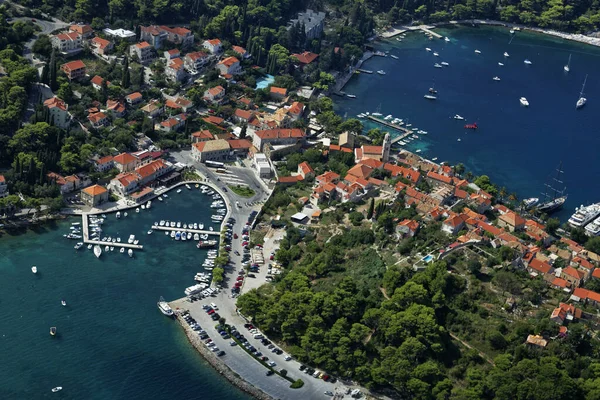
[228,185,255,197]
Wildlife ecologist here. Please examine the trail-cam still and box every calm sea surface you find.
[0,188,250,399]
[334,25,600,221]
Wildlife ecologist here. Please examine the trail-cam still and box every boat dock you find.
[357,69,373,74]
[151,226,220,236]
[81,212,144,249]
[366,116,415,144]
[420,26,442,38]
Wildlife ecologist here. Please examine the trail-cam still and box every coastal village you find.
[4,0,600,398]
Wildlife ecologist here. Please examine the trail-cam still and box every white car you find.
[268,361,276,367]
[210,303,218,310]
[284,355,292,361]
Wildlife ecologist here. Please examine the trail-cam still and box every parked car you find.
[266,370,275,376]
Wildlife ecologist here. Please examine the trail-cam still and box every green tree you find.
[367,198,375,220]
[121,56,131,88]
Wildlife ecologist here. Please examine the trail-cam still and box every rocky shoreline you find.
[175,314,274,400]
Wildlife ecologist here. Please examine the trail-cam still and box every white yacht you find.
[474,49,481,54]
[424,94,437,100]
[135,208,140,213]
[94,245,102,258]
[520,97,529,107]
[128,249,134,258]
[157,296,174,316]
[52,387,63,393]
[498,62,504,66]
[146,200,152,209]
[523,197,539,209]
[141,205,145,210]
[585,216,600,236]
[32,266,37,274]
[453,115,465,120]
[441,61,449,66]
[158,196,163,201]
[116,212,121,219]
[128,235,135,244]
[425,47,432,52]
[504,52,510,57]
[104,245,110,252]
[390,55,399,60]
[159,220,165,226]
[74,242,84,250]
[434,63,442,68]
[61,300,67,306]
[147,230,153,235]
[524,59,532,65]
[176,222,181,228]
[564,54,571,73]
[433,52,439,57]
[377,70,386,75]
[186,184,192,190]
[577,74,587,109]
[124,212,128,217]
[569,203,600,228]
[177,189,182,193]
[444,37,450,42]
[493,76,501,81]
[120,247,125,253]
[170,231,176,238]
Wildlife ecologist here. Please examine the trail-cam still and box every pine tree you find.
[367,198,375,219]
[101,80,108,103]
[135,25,141,41]
[121,56,130,88]
[137,66,145,87]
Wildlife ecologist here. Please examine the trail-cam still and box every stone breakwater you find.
[176,314,274,400]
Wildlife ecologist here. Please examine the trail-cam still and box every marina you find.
[366,115,415,143]
[151,226,220,236]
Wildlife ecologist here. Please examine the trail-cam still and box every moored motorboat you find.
[441,61,449,66]
[498,62,504,66]
[474,49,481,54]
[128,249,133,258]
[524,59,532,65]
[520,97,529,107]
[157,296,174,316]
[94,245,102,258]
[453,114,465,120]
[434,63,442,68]
[493,76,501,81]
[61,300,67,307]
[523,197,539,209]
[52,387,62,393]
[50,327,56,336]
[116,212,121,219]
[32,266,37,274]
[504,52,510,57]
[147,230,153,235]
[120,247,125,253]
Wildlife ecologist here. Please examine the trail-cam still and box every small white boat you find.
[160,220,165,226]
[105,246,110,252]
[426,48,432,51]
[504,52,510,57]
[193,223,198,229]
[474,49,481,54]
[165,231,169,236]
[194,233,200,241]
[454,115,464,120]
[101,214,107,218]
[493,76,501,81]
[51,386,62,392]
[87,244,93,250]
[433,52,439,57]
[346,94,356,98]
[377,70,386,75]
[171,231,176,238]
[157,296,174,316]
[146,200,151,209]
[94,245,102,258]
[128,249,133,258]
[110,247,114,252]
[133,240,139,245]
[510,29,515,34]
[520,97,529,106]
[116,212,121,219]
[120,248,125,253]
[177,189,182,193]
[61,300,66,306]
[135,208,140,213]
[432,157,438,161]
[124,212,128,217]
[498,62,504,66]
[390,55,399,60]
[147,230,153,235]
[187,232,192,240]
[117,238,121,243]
[564,54,571,73]
[441,61,449,66]
[158,197,163,201]
[128,234,135,244]
[50,327,56,336]
[32,266,37,274]
[444,37,450,42]
[141,205,145,210]
[434,63,442,68]
[457,138,462,142]
[524,59,532,65]
[177,222,181,228]
[416,149,422,153]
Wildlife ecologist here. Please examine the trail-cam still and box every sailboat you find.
[576,74,587,109]
[537,162,567,214]
[564,54,571,73]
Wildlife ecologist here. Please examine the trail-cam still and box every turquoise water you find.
[335,25,600,221]
[255,74,275,89]
[0,188,251,399]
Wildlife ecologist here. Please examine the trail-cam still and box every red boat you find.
[464,122,478,129]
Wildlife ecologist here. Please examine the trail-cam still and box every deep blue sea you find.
[334,25,600,221]
[0,188,250,399]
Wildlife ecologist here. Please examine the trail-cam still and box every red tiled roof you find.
[359,158,383,169]
[291,51,319,64]
[186,51,208,61]
[228,139,252,149]
[255,128,305,140]
[278,176,300,184]
[116,172,139,187]
[346,164,373,180]
[207,86,224,96]
[159,25,191,36]
[43,97,67,112]
[192,130,213,140]
[206,39,221,46]
[82,184,107,196]
[270,86,287,96]
[91,37,111,49]
[114,152,137,165]
[96,155,114,165]
[427,171,453,185]
[298,162,314,175]
[288,101,304,115]
[563,266,585,280]
[316,171,340,183]
[398,219,419,232]
[62,60,86,71]
[136,159,166,179]
[232,45,247,55]
[444,214,468,228]
[203,116,224,125]
[528,258,552,274]
[572,256,594,270]
[70,24,92,34]
[219,56,239,67]
[552,277,569,288]
[126,92,142,101]
[0,175,5,183]
[362,145,382,155]
[168,57,184,70]
[136,41,151,49]
[166,49,180,55]
[234,109,253,120]
[88,112,107,123]
[499,211,526,227]
[593,269,600,279]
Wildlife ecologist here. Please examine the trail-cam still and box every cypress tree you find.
[137,66,145,87]
[49,49,57,91]
[367,198,374,219]
[41,64,49,84]
[121,56,130,88]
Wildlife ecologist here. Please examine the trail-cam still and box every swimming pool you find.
[255,74,274,89]
[422,255,434,263]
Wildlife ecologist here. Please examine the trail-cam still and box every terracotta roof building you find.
[81,184,109,206]
[291,51,319,65]
[61,60,86,80]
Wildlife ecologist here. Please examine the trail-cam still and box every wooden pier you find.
[83,239,144,250]
[151,226,220,236]
[420,27,442,38]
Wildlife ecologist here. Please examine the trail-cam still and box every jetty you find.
[379,24,442,39]
[420,26,442,38]
[81,214,144,249]
[151,226,220,236]
[366,115,415,144]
